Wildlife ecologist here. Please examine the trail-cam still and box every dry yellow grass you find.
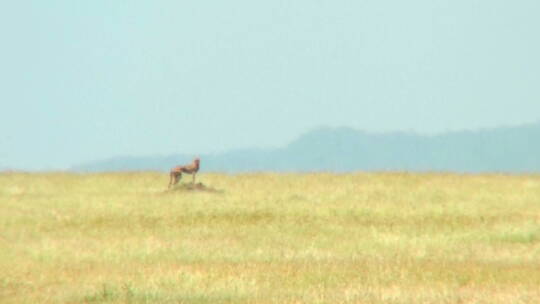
[1,172,540,303]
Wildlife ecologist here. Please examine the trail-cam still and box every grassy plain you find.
[1,172,540,303]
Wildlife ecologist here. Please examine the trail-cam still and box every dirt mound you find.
[168,182,223,193]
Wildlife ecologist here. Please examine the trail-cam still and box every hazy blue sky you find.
[1,1,539,170]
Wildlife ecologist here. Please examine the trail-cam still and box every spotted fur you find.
[168,158,200,189]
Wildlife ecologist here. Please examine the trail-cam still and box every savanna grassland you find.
[1,172,540,303]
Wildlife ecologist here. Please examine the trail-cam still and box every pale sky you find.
[1,1,539,170]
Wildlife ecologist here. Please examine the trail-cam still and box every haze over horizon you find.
[2,1,539,170]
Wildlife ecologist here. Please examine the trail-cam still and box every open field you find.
[1,172,540,303]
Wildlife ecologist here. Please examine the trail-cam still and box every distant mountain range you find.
[72,122,540,173]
